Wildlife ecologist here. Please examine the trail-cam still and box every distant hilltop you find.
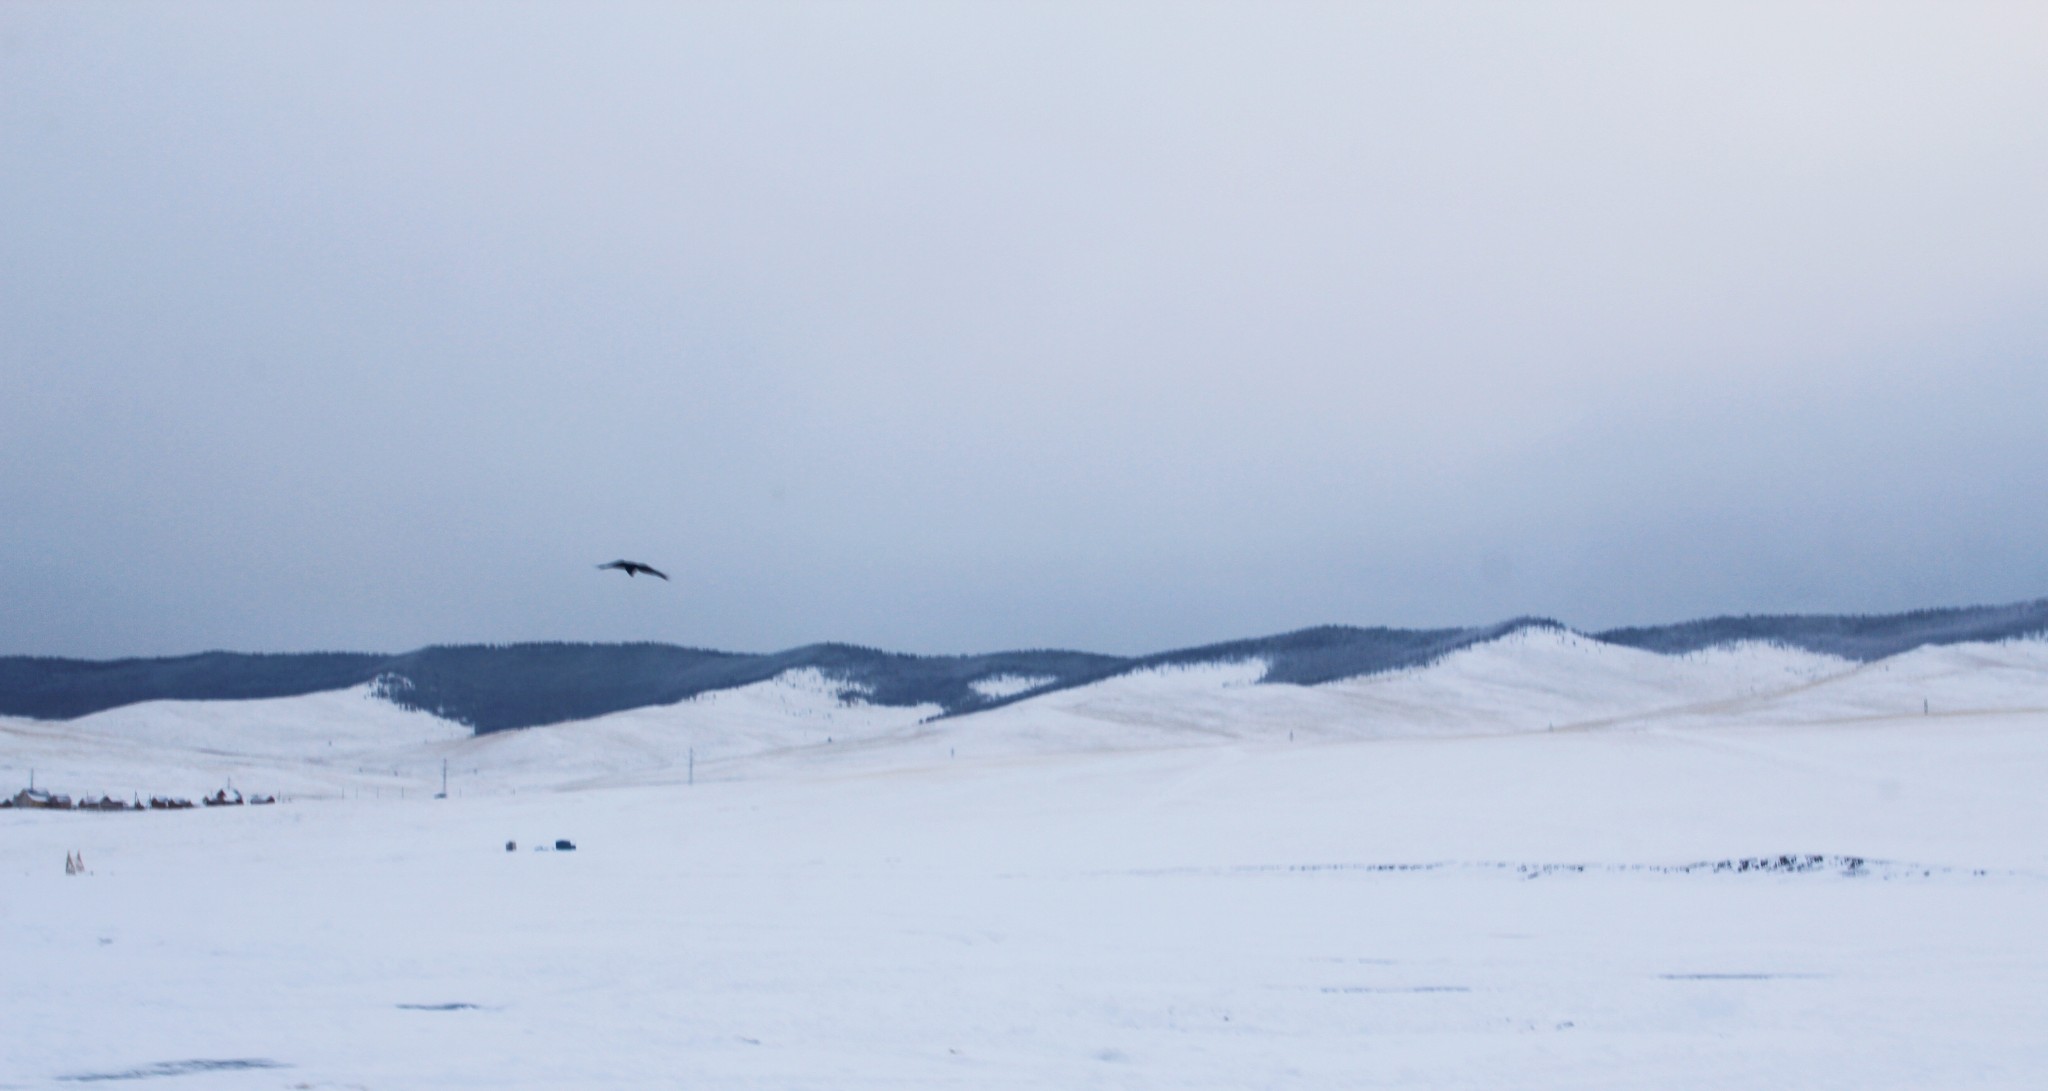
[3,598,2045,734]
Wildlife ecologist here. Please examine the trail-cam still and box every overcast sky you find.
[3,2,2046,658]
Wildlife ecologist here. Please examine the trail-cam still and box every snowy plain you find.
[4,631,2047,1088]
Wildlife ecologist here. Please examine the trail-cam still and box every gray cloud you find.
[3,2,2045,656]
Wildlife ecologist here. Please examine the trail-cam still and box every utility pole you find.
[688,748,695,786]
[441,758,449,798]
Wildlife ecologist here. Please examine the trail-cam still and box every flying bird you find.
[597,560,669,581]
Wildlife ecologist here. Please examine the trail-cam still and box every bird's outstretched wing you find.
[597,559,669,580]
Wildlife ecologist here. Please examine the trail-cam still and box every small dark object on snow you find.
[505,840,517,852]
[596,559,668,580]
[555,839,576,851]
[149,796,195,810]
[249,794,276,805]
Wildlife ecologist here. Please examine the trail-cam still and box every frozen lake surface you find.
[5,636,2047,1087]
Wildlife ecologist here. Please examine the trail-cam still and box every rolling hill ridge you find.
[3,597,2045,732]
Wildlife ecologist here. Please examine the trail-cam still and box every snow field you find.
[5,715,2046,1088]
[969,674,1057,700]
[5,634,2048,1087]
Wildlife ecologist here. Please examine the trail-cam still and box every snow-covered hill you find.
[7,599,2046,732]
[7,623,2046,802]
